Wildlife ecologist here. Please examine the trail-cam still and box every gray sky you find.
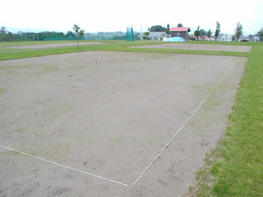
[1,0,263,34]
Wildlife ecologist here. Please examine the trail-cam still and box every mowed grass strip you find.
[0,42,156,60]
[0,41,250,60]
[188,44,263,196]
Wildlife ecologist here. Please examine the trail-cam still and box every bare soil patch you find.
[6,42,103,49]
[0,52,245,196]
[135,43,252,52]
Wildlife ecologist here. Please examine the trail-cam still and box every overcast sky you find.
[1,0,263,35]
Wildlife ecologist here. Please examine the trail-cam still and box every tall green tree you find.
[0,26,7,35]
[166,24,170,36]
[149,25,166,32]
[177,23,183,27]
[257,27,263,41]
[66,31,75,38]
[194,26,200,40]
[235,22,243,41]
[200,29,207,37]
[73,24,84,46]
[207,30,213,38]
[79,30,85,38]
[0,26,7,41]
[215,21,221,41]
[0,26,15,41]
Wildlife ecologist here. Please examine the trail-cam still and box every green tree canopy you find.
[257,27,263,41]
[177,23,183,27]
[215,21,221,41]
[149,25,167,32]
[207,30,213,37]
[0,26,15,41]
[73,24,85,46]
[166,24,170,35]
[194,26,200,40]
[66,31,75,38]
[200,29,207,37]
[235,22,243,41]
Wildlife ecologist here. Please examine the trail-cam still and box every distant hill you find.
[5,26,66,33]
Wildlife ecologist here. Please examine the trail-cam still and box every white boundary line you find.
[0,59,237,188]
[0,144,128,187]
[133,59,237,185]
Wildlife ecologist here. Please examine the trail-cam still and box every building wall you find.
[171,31,188,40]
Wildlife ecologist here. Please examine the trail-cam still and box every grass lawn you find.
[0,40,120,52]
[188,44,263,196]
[0,40,262,196]
[0,41,250,60]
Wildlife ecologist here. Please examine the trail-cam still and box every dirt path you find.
[5,42,104,49]
[135,43,252,52]
[0,52,245,196]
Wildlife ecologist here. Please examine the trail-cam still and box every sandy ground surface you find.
[0,52,245,196]
[135,43,252,52]
[6,42,103,49]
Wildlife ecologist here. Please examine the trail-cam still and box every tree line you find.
[0,25,85,42]
[148,22,263,41]
[194,21,220,41]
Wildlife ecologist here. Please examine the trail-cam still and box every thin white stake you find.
[0,144,128,187]
[133,60,237,185]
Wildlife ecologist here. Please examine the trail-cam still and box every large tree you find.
[207,30,213,38]
[79,30,85,38]
[200,29,207,37]
[73,24,85,46]
[0,26,15,41]
[0,26,7,41]
[165,24,170,36]
[235,22,243,41]
[149,25,166,32]
[215,21,221,41]
[194,26,200,40]
[66,31,75,38]
[258,27,263,41]
[177,23,183,27]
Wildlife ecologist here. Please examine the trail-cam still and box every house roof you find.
[170,27,191,32]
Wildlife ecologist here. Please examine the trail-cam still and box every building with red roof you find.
[170,27,191,40]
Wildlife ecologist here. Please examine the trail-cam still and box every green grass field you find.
[0,41,252,60]
[188,44,263,196]
[0,40,262,196]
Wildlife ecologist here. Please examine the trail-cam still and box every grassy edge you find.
[0,42,250,61]
[186,45,263,196]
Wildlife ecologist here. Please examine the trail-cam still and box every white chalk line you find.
[0,144,128,187]
[0,59,238,188]
[133,60,237,185]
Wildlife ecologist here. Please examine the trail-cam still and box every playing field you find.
[0,51,245,196]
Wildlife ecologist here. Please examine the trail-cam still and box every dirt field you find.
[135,43,252,52]
[6,42,103,49]
[0,52,245,196]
